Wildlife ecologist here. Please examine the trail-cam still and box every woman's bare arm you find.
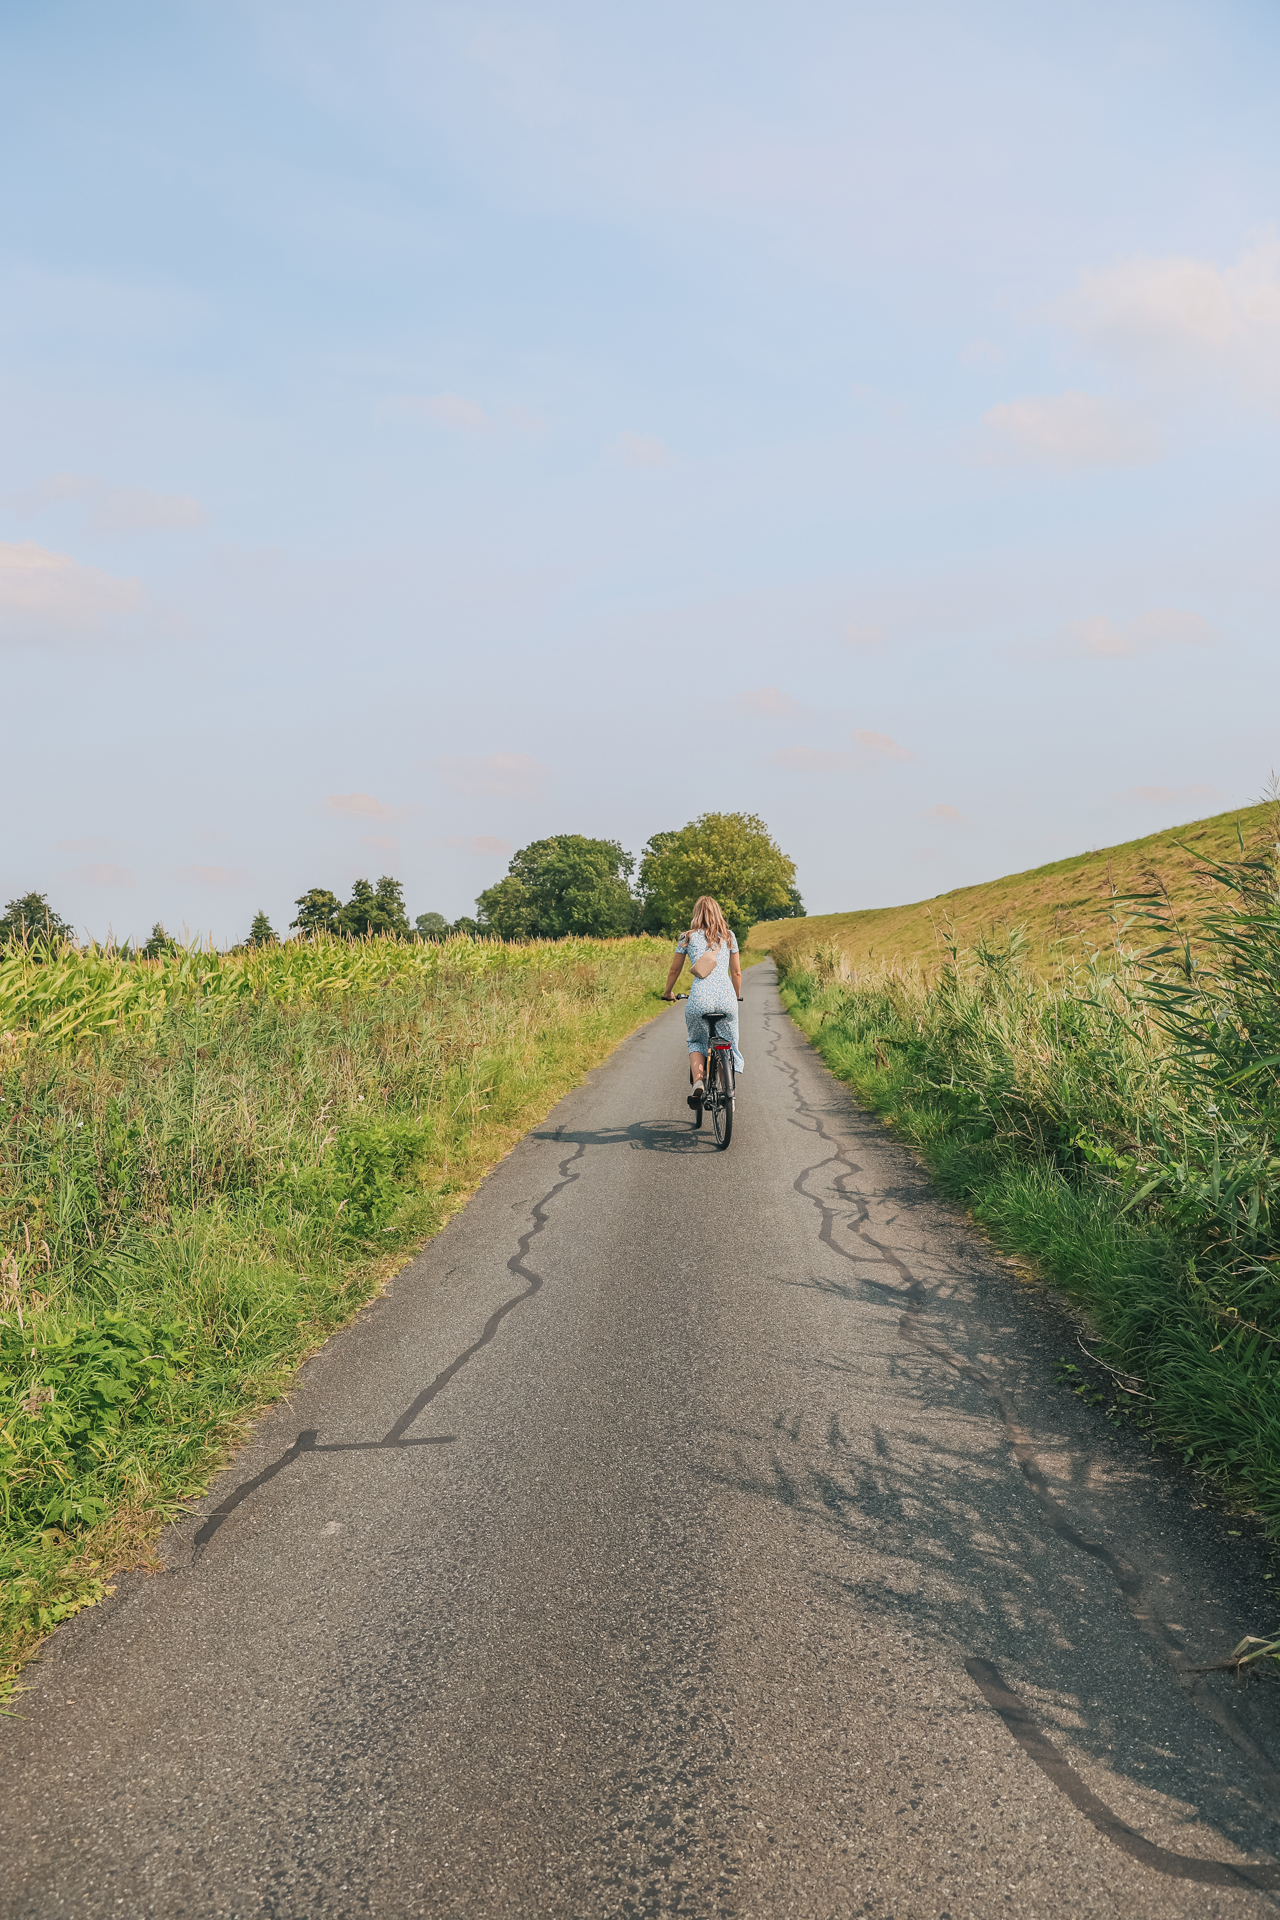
[661,945,687,1000]
[730,952,743,998]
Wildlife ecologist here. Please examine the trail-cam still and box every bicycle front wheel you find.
[710,1048,734,1150]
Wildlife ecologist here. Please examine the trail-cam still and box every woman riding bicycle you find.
[661,894,744,1111]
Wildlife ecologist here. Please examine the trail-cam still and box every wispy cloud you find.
[768,745,855,773]
[56,836,112,853]
[379,392,493,433]
[736,686,803,718]
[0,540,142,646]
[65,861,135,887]
[433,753,550,800]
[769,728,916,773]
[174,864,247,887]
[920,802,966,822]
[94,487,205,533]
[1061,608,1218,659]
[4,472,206,532]
[983,391,1160,468]
[845,623,885,648]
[1064,235,1280,394]
[1111,782,1220,808]
[853,728,914,763]
[325,792,406,820]
[612,432,670,466]
[362,834,399,853]
[959,338,1004,368]
[427,834,514,856]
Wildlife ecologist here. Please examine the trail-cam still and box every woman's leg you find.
[727,1003,743,1072]
[686,1006,709,1088]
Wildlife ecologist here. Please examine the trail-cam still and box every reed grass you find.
[779,837,1280,1535]
[0,932,671,1689]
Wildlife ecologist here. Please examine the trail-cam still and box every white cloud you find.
[1111,782,1220,808]
[612,432,670,466]
[1065,235,1280,391]
[768,728,915,773]
[5,472,206,532]
[65,862,135,887]
[845,622,885,648]
[768,745,855,773]
[433,752,550,799]
[325,792,406,820]
[959,339,1004,368]
[174,864,247,887]
[920,803,966,822]
[736,686,803,718]
[853,727,914,763]
[0,541,142,646]
[1061,607,1218,659]
[94,487,206,533]
[427,834,514,856]
[983,391,1160,468]
[380,392,493,433]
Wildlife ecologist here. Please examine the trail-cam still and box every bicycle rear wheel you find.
[710,1047,734,1149]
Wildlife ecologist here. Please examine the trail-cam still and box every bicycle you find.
[674,995,736,1150]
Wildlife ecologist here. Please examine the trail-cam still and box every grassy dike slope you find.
[754,806,1280,1545]
[0,933,687,1689]
[747,800,1274,972]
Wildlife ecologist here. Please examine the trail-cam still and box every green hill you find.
[748,800,1277,973]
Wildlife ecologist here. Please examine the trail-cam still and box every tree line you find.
[1,811,801,956]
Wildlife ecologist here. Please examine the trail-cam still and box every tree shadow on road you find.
[697,1310,1280,1880]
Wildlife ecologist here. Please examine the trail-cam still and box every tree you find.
[638,813,800,938]
[451,916,480,938]
[372,875,410,937]
[247,910,276,947]
[414,912,450,942]
[474,875,537,942]
[291,888,342,936]
[0,892,73,954]
[337,875,410,939]
[476,835,638,940]
[337,879,378,937]
[141,922,178,960]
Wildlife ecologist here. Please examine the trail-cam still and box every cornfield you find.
[0,931,669,1685]
[0,929,586,1051]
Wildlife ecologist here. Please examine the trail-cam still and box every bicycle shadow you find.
[532,1120,711,1156]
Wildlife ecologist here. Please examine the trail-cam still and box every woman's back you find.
[683,928,737,1007]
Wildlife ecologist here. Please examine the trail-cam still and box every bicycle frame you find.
[675,995,735,1148]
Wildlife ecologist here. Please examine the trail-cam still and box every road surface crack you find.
[192,1142,587,1551]
[764,1001,1280,1882]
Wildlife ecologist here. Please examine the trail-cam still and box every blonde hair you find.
[689,895,730,947]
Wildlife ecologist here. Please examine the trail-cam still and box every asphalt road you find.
[6,964,1280,1918]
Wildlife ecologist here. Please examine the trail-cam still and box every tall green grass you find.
[1,933,670,1686]
[780,840,1280,1531]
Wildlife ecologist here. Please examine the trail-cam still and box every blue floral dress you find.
[676,930,743,1072]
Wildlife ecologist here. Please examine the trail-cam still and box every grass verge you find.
[777,874,1280,1541]
[1,934,675,1693]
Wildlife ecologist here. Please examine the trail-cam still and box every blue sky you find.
[3,1,1279,942]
